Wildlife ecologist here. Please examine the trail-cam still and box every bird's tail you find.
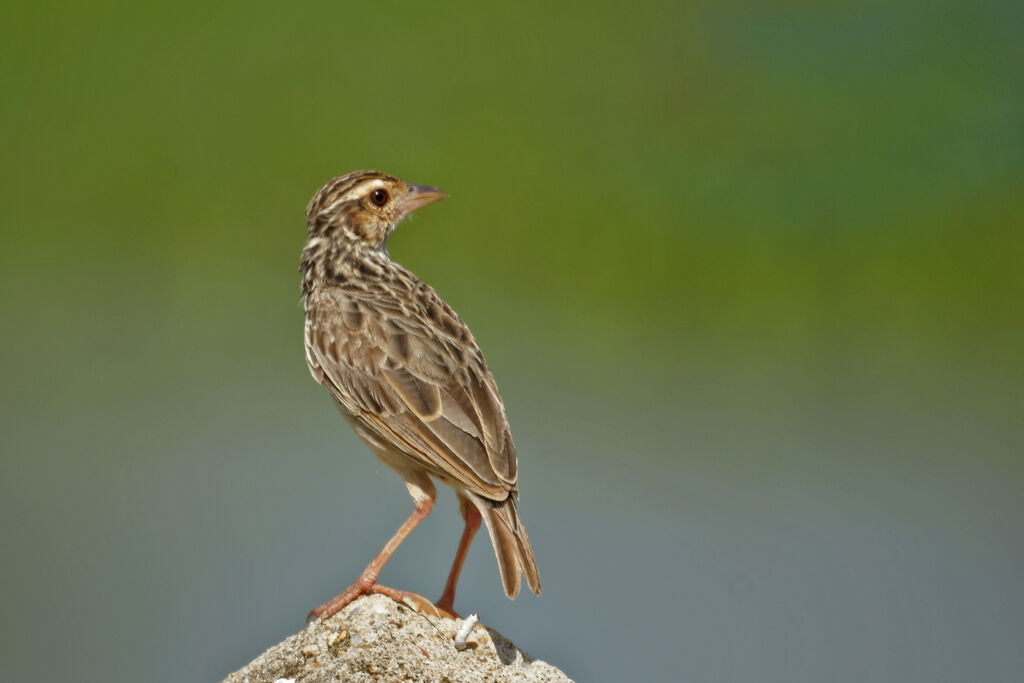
[473,494,541,599]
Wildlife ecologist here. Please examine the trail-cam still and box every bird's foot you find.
[308,576,455,621]
[373,584,456,618]
[435,590,462,619]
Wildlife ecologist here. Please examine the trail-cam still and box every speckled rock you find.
[223,594,571,683]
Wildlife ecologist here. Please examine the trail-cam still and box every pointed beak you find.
[400,183,448,215]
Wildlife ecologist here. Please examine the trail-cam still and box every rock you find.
[223,594,572,682]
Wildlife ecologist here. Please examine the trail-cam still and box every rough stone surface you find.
[223,594,572,682]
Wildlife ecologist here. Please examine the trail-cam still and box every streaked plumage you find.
[301,170,540,619]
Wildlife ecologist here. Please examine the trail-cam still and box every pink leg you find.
[308,497,435,621]
[436,498,482,616]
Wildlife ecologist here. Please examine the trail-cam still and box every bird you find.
[300,170,541,620]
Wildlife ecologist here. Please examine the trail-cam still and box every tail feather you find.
[473,494,541,599]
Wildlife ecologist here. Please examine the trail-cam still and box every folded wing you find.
[305,287,518,501]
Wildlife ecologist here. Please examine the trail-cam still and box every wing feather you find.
[305,284,517,499]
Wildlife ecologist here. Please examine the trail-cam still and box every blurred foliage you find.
[2,0,1021,389]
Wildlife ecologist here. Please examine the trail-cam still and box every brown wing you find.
[305,284,517,501]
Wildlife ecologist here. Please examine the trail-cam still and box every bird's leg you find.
[308,497,436,621]
[436,497,482,617]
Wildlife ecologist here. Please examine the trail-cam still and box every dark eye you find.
[370,189,389,207]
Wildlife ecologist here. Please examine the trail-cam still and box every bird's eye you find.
[370,189,389,207]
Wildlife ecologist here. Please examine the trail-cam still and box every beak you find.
[400,183,448,215]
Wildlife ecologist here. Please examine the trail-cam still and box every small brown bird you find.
[301,170,540,620]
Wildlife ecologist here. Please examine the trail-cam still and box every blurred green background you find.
[2,0,1022,681]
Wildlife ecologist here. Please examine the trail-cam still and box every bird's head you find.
[305,170,448,251]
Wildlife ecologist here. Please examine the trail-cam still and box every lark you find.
[300,170,541,620]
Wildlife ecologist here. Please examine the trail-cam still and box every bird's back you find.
[304,259,519,502]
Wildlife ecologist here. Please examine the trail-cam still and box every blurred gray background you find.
[1,0,1022,681]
